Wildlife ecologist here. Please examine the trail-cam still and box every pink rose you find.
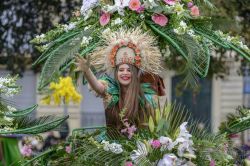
[164,0,176,5]
[65,145,71,154]
[152,14,168,26]
[99,12,110,26]
[125,161,133,166]
[190,5,200,16]
[151,140,161,149]
[129,0,141,11]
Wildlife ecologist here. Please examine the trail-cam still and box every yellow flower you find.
[41,76,82,105]
[41,96,51,105]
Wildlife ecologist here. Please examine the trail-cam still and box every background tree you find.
[0,0,81,75]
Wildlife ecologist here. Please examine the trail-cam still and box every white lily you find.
[131,141,148,163]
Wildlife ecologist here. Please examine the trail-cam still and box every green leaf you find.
[38,32,84,90]
[0,115,69,134]
[148,116,155,133]
[5,104,38,117]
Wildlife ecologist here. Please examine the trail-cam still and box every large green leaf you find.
[0,115,69,134]
[38,32,84,90]
[147,21,210,78]
[5,104,38,117]
[33,31,81,66]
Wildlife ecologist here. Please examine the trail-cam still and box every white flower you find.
[187,29,195,37]
[81,36,92,46]
[225,36,232,42]
[109,143,123,154]
[111,18,123,26]
[179,21,187,28]
[102,28,111,35]
[80,0,99,16]
[179,122,192,139]
[114,0,130,8]
[7,105,17,112]
[4,116,13,122]
[171,122,195,157]
[131,141,148,163]
[140,14,145,19]
[101,141,123,154]
[177,140,194,157]
[84,9,93,21]
[159,136,174,151]
[143,0,159,9]
[174,3,184,15]
[35,34,45,39]
[157,154,177,166]
[84,26,91,31]
[63,23,76,32]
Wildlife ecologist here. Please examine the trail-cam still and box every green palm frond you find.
[5,104,38,117]
[147,21,210,78]
[219,107,250,135]
[193,24,250,61]
[0,115,69,134]
[153,101,191,138]
[38,32,85,90]
[33,30,81,66]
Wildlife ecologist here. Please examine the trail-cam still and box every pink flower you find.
[129,0,141,11]
[187,2,194,8]
[21,144,32,157]
[190,5,200,17]
[99,12,110,26]
[125,161,133,166]
[65,145,71,154]
[151,140,161,149]
[164,0,176,5]
[136,6,145,13]
[152,14,168,26]
[209,160,215,166]
[127,125,137,139]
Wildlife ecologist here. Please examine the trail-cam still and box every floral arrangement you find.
[30,0,250,90]
[41,76,82,105]
[23,103,233,166]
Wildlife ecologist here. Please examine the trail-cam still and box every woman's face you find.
[117,64,132,86]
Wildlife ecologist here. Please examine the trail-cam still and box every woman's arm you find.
[74,55,105,95]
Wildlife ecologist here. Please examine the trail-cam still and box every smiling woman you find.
[75,28,163,131]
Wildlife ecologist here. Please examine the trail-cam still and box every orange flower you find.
[134,55,141,61]
[135,48,140,54]
[135,60,141,67]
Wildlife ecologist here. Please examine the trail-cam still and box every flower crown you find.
[109,41,141,68]
[90,28,162,75]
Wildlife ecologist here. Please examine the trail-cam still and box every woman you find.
[75,28,164,131]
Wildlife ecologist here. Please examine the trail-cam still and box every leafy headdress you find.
[90,27,162,74]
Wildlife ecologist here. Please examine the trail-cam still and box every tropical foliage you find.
[31,0,250,90]
[22,102,234,166]
[0,75,68,134]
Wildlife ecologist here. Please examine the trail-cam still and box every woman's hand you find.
[74,54,90,73]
